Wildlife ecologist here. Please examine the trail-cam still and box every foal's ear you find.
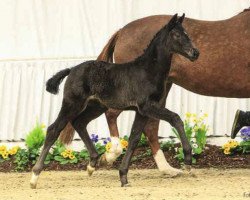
[178,13,185,24]
[168,14,178,30]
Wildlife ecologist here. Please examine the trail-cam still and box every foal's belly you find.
[91,94,138,110]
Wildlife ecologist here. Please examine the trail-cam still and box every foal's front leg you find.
[139,102,192,166]
[119,112,149,187]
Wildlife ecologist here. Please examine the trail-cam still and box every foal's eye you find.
[174,33,180,39]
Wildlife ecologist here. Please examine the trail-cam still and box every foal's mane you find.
[134,17,175,63]
[134,15,179,62]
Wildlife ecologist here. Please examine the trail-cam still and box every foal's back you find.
[66,60,166,109]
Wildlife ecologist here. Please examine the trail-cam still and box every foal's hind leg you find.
[30,99,87,189]
[119,112,149,187]
[71,100,107,176]
[139,102,192,166]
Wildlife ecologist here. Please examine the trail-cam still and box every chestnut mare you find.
[60,9,250,174]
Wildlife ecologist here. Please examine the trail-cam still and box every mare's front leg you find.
[139,102,192,166]
[119,112,149,187]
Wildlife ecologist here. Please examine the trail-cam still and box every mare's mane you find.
[241,7,250,13]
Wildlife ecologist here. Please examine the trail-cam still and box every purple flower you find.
[240,127,250,141]
[91,134,99,143]
[103,137,111,145]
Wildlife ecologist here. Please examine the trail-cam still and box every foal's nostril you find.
[193,49,199,59]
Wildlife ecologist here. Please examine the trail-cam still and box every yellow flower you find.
[203,113,208,118]
[8,146,19,155]
[65,149,73,154]
[185,112,192,118]
[0,145,7,152]
[120,139,128,149]
[224,148,231,155]
[69,154,75,160]
[105,142,112,153]
[193,118,198,123]
[61,152,68,158]
[229,140,238,148]
[222,143,230,149]
[192,114,197,118]
[1,151,9,159]
[41,123,46,129]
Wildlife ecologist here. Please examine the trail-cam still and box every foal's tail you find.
[59,30,120,145]
[46,68,71,94]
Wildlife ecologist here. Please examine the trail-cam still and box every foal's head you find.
[161,14,199,61]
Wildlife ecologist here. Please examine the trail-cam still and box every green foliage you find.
[79,149,90,160]
[25,123,45,150]
[138,133,148,147]
[14,149,29,171]
[52,141,66,156]
[173,113,209,164]
[95,142,106,155]
[160,140,175,151]
[239,140,250,154]
[131,149,152,162]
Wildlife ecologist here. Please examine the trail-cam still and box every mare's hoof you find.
[87,165,95,176]
[98,154,108,167]
[161,168,183,177]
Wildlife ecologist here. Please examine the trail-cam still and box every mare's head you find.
[161,14,199,61]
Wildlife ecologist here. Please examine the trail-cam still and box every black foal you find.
[30,14,199,188]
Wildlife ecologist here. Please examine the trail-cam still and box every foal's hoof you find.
[30,172,38,189]
[182,164,192,172]
[87,165,95,176]
[121,183,131,187]
[182,165,196,177]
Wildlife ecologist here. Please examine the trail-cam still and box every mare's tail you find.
[59,30,120,145]
[46,68,71,94]
[97,30,120,62]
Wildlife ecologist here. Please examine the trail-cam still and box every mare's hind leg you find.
[71,100,107,176]
[119,112,149,187]
[144,82,182,176]
[103,109,124,165]
[30,98,87,189]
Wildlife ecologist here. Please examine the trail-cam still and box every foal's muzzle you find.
[188,48,199,61]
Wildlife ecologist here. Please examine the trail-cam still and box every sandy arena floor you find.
[0,168,249,200]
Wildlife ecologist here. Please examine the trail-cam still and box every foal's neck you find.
[135,35,173,74]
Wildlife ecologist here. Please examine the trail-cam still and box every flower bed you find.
[0,113,249,172]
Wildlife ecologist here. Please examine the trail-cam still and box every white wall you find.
[0,0,249,141]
